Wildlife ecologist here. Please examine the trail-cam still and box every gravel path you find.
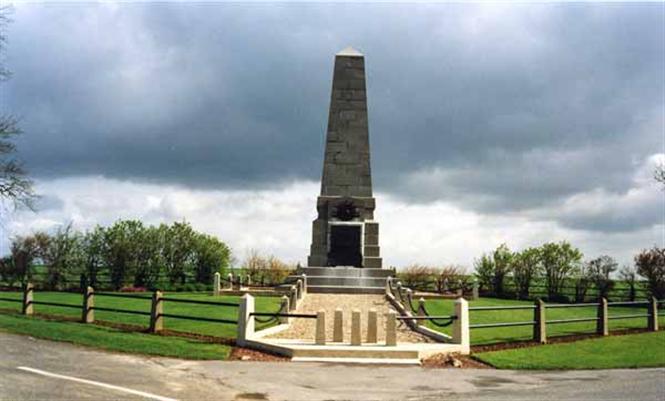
[267,294,433,343]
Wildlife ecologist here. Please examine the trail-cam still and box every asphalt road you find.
[0,332,664,401]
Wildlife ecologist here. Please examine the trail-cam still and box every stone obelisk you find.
[307,47,382,269]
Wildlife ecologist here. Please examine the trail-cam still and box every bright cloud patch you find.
[2,165,662,268]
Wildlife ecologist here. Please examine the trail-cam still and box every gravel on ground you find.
[267,294,433,343]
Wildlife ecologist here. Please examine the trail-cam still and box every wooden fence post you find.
[596,297,608,336]
[81,286,95,323]
[149,290,163,333]
[648,297,659,332]
[533,298,546,344]
[22,283,33,316]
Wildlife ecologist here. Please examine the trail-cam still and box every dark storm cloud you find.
[4,3,664,232]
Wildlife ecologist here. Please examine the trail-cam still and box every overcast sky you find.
[1,2,663,268]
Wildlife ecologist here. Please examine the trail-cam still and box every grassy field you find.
[0,313,231,359]
[475,331,665,369]
[0,291,282,338]
[421,297,664,345]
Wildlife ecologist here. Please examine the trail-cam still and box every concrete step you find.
[305,276,387,287]
[308,285,385,294]
[291,357,420,365]
[298,267,393,278]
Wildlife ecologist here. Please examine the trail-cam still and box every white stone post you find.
[279,295,290,324]
[296,279,303,300]
[226,273,233,290]
[367,309,377,343]
[351,309,362,346]
[289,285,298,310]
[315,310,326,345]
[452,297,470,354]
[301,273,307,294]
[213,272,221,296]
[245,274,251,289]
[417,297,426,326]
[333,308,344,342]
[237,294,255,347]
[472,278,479,300]
[385,311,397,346]
[385,276,392,296]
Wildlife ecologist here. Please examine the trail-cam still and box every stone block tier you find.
[297,267,393,294]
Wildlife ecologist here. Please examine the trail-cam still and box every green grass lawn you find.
[0,291,282,338]
[475,331,665,369]
[0,313,231,359]
[421,297,664,345]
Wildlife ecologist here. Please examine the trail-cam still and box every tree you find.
[635,247,665,300]
[102,220,142,289]
[474,253,495,293]
[492,244,512,296]
[161,222,195,284]
[80,226,105,287]
[541,241,583,301]
[191,233,230,284]
[9,233,45,282]
[0,7,34,209]
[573,263,593,303]
[586,255,617,300]
[511,247,541,300]
[619,265,639,301]
[40,224,81,290]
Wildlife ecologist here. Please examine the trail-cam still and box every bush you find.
[635,247,665,300]
[399,264,434,289]
[433,265,467,293]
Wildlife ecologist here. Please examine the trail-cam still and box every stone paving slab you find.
[266,294,433,343]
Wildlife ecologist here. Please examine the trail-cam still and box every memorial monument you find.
[300,47,391,293]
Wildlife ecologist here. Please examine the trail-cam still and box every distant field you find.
[422,297,663,345]
[0,291,282,338]
[475,331,665,369]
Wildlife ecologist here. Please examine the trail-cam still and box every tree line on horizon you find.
[0,220,231,290]
[397,242,664,302]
